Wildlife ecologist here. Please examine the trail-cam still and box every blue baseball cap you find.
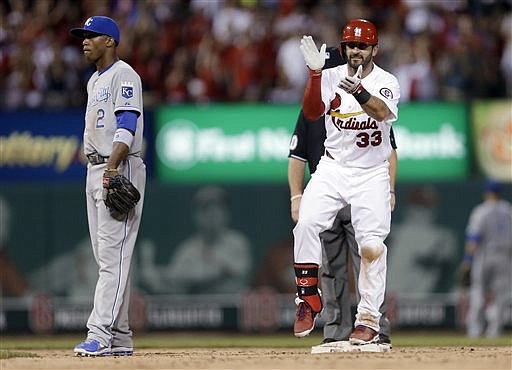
[70,16,120,45]
[484,180,501,193]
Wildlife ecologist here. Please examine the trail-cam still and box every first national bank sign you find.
[154,103,469,184]
[155,104,299,183]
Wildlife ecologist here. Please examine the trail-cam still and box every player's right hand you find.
[291,198,301,223]
[300,36,326,71]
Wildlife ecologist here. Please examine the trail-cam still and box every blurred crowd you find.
[0,0,510,110]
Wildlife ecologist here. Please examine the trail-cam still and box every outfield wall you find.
[0,181,510,334]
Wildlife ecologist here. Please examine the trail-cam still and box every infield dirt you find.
[2,346,511,369]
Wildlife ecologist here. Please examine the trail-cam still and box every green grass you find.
[1,331,511,351]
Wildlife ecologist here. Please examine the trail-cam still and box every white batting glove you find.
[339,65,363,94]
[300,35,326,71]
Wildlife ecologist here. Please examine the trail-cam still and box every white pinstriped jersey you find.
[84,60,143,157]
[320,63,400,168]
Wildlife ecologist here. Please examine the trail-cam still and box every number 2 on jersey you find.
[96,109,105,128]
[356,130,382,147]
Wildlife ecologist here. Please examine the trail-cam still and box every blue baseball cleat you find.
[74,339,111,356]
[111,346,133,356]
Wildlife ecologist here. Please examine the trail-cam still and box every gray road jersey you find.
[466,199,512,254]
[84,60,144,157]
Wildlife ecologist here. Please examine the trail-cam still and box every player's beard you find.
[347,51,372,71]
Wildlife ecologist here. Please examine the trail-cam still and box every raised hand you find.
[299,35,326,71]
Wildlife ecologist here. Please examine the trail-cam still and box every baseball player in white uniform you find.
[293,19,400,344]
[70,16,146,356]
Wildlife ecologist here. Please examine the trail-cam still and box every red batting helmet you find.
[341,19,378,45]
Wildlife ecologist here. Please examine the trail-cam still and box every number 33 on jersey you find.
[321,64,400,166]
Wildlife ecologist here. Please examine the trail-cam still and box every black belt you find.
[87,153,109,165]
[325,149,334,160]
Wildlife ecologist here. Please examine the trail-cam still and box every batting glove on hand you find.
[339,65,363,94]
[300,36,326,71]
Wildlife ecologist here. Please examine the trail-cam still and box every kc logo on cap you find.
[70,16,120,45]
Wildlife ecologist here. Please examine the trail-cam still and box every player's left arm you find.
[106,69,142,175]
[388,127,398,211]
[288,157,306,223]
[388,149,397,211]
[459,234,478,287]
[359,95,391,122]
[288,111,310,223]
[339,66,400,122]
[458,207,484,282]
[106,141,129,172]
[105,110,138,175]
[354,80,399,122]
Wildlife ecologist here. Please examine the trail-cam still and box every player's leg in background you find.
[466,255,485,337]
[378,298,392,342]
[484,258,510,338]
[320,207,352,342]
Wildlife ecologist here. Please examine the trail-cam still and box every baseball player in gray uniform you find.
[70,16,146,356]
[293,19,400,344]
[460,181,512,338]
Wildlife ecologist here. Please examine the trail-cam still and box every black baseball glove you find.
[103,174,141,220]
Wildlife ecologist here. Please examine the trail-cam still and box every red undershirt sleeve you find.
[302,70,325,121]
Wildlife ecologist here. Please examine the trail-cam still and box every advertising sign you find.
[156,103,470,183]
[0,110,153,182]
[393,102,469,180]
[2,293,511,333]
[471,100,512,181]
[155,104,299,183]
[0,110,85,181]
